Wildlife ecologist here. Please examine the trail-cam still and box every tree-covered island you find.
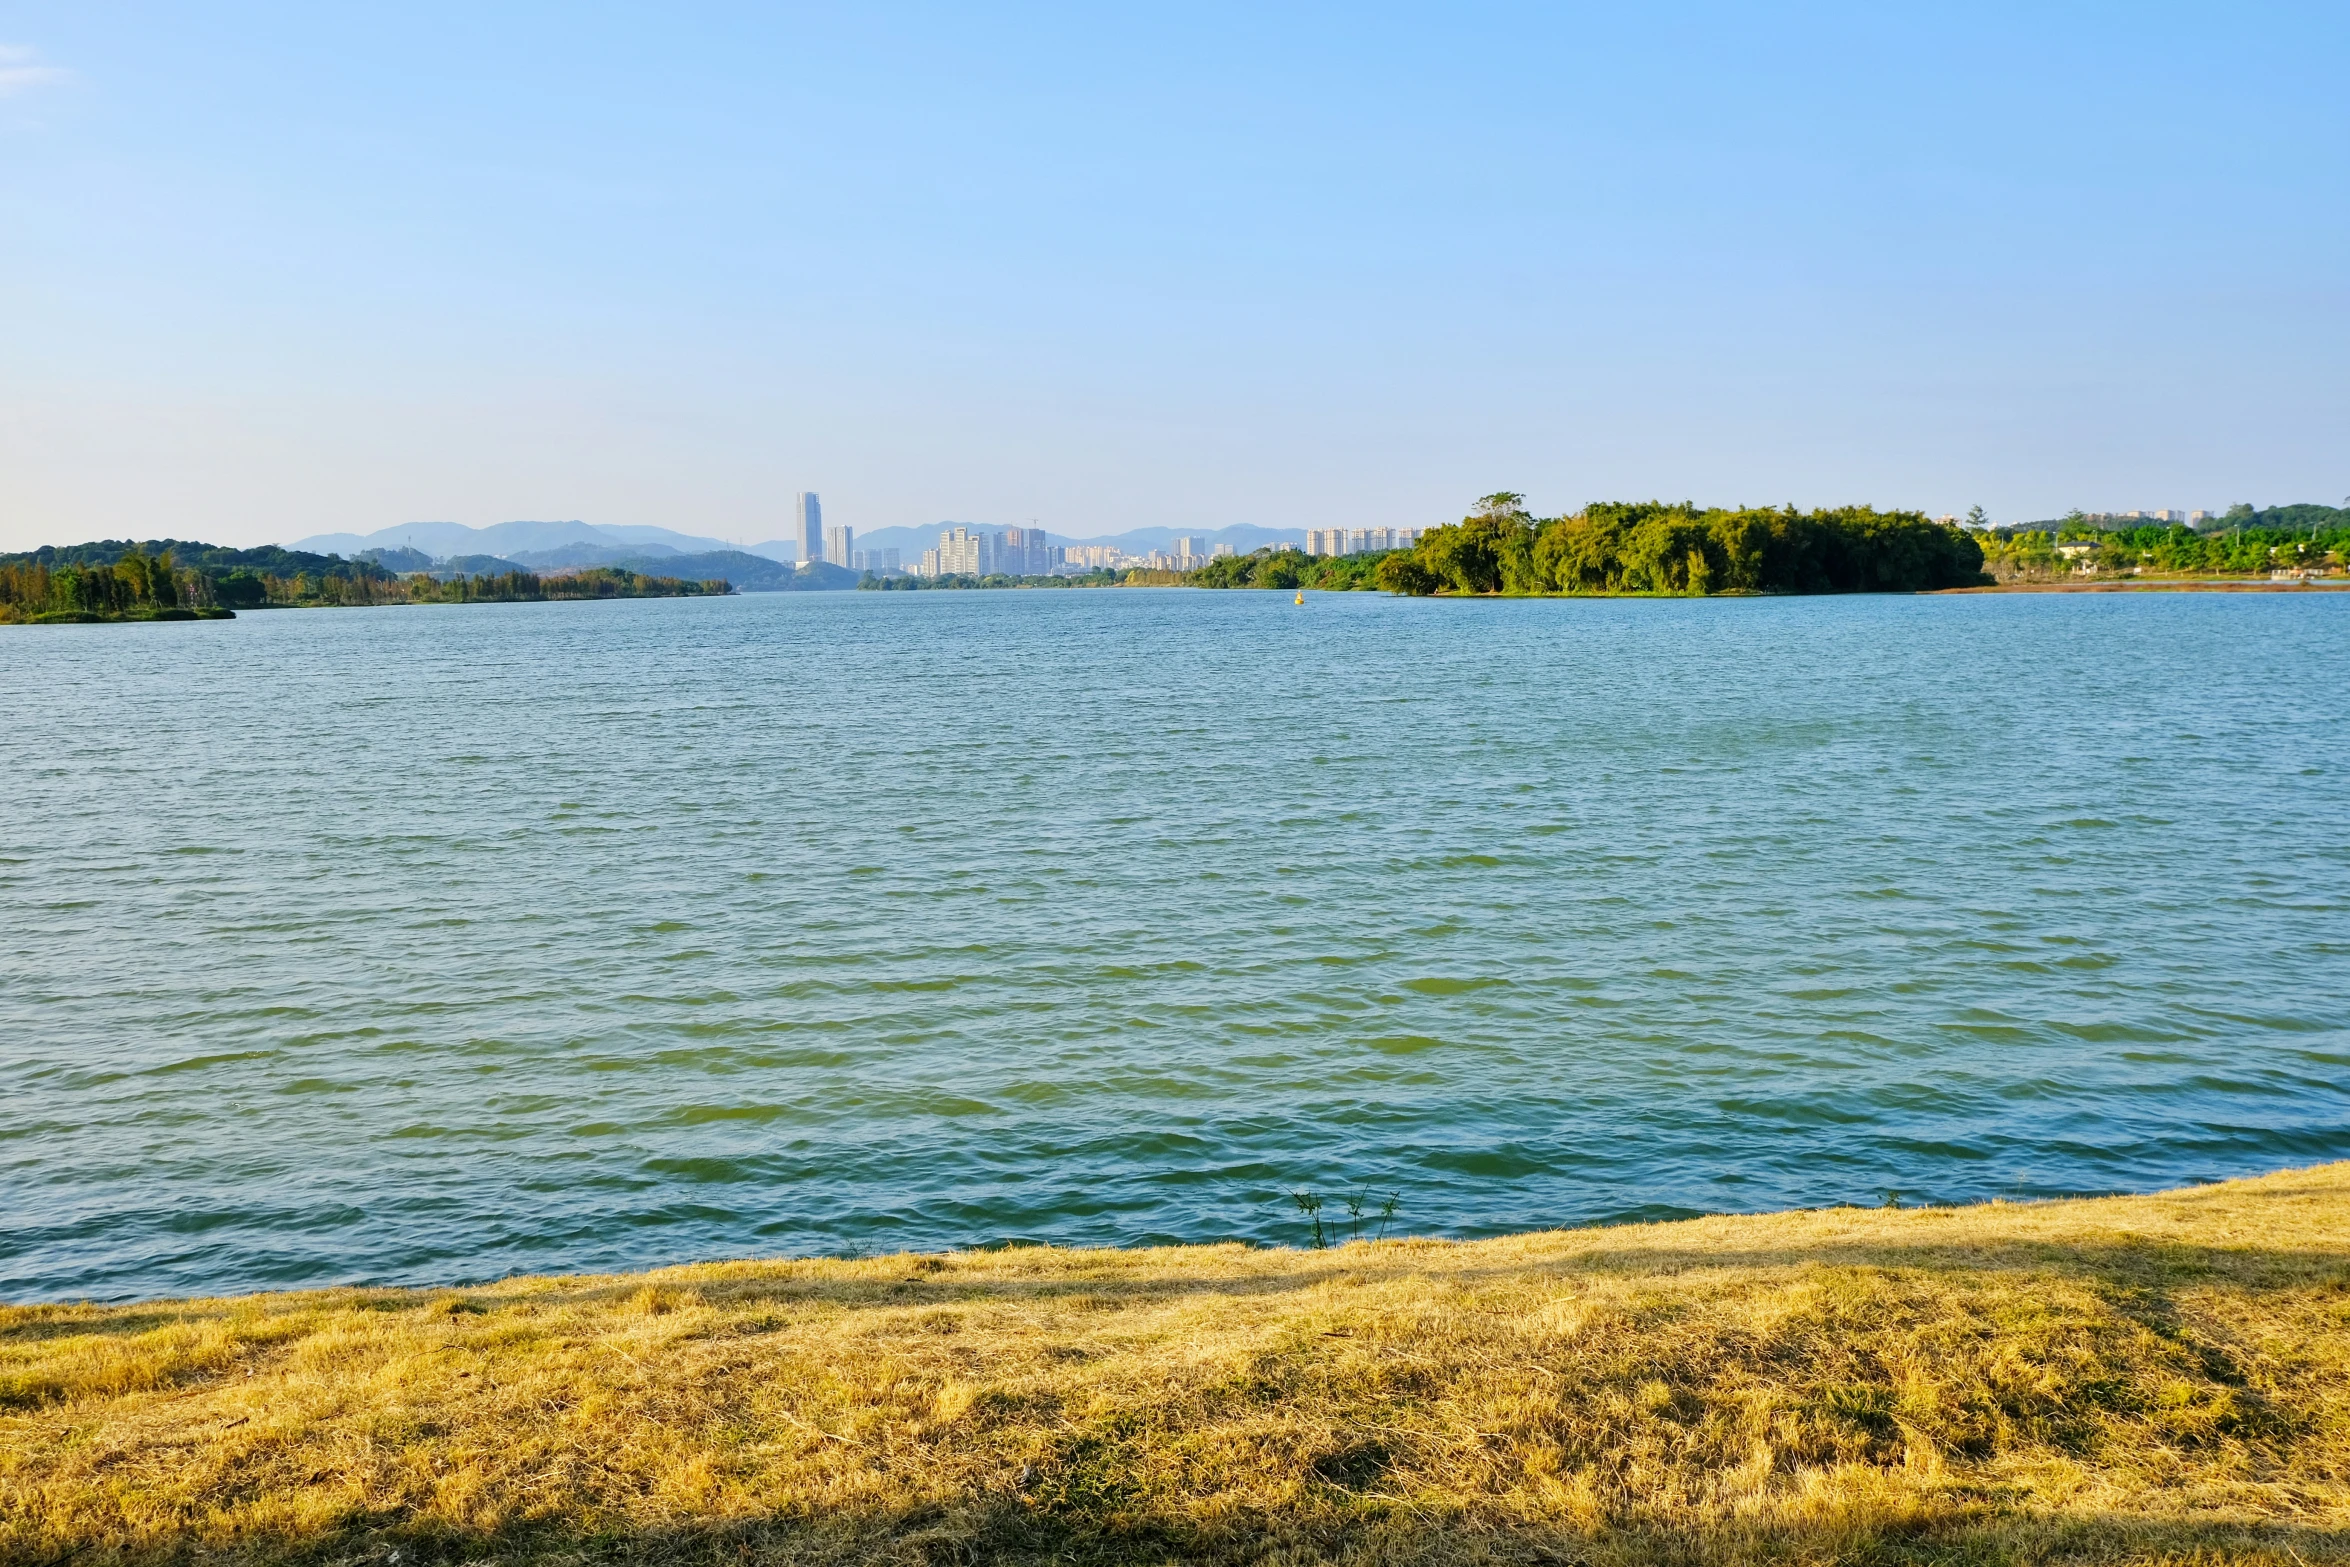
[1192,496,1991,596]
[1187,497,2350,595]
[0,539,732,625]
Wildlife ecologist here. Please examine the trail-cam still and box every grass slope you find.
[5,1165,2348,1565]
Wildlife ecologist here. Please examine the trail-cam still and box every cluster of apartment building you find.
[919,526,1058,578]
[1129,536,1240,569]
[1057,536,1238,571]
[1303,527,1419,557]
[917,530,1253,576]
[791,494,1428,579]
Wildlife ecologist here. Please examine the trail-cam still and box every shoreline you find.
[1935,578,2350,594]
[8,1162,2346,1564]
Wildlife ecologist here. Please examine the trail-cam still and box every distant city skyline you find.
[2,1,2343,553]
[110,502,2343,581]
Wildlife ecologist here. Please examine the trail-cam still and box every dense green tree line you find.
[1977,506,2348,581]
[0,549,234,623]
[1186,549,1394,591]
[1184,498,1987,596]
[860,570,1122,590]
[2,540,728,623]
[9,537,395,579]
[1378,496,1987,596]
[2230,502,2350,535]
[403,567,729,603]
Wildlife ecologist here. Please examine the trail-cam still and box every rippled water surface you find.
[6,588,2348,1300]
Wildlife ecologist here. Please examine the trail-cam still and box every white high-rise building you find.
[933,526,983,576]
[825,524,853,571]
[796,493,823,565]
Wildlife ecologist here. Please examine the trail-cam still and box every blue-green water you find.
[5,589,2347,1302]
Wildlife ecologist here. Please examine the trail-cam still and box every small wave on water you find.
[3,589,2349,1300]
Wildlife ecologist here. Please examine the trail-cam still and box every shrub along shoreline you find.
[4,1163,2346,1565]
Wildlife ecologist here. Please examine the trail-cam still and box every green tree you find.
[1375,553,1438,595]
[1419,494,1538,594]
[1256,550,1304,590]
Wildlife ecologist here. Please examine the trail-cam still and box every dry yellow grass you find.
[6,1165,2349,1565]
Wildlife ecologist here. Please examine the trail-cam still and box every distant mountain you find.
[357,546,434,572]
[505,543,657,570]
[438,554,529,577]
[342,542,838,589]
[290,520,773,560]
[293,519,1317,571]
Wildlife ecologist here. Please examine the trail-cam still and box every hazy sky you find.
[3,2,2344,551]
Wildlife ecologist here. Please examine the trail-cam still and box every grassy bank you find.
[6,1166,2347,1565]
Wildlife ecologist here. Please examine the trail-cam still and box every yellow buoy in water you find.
[1294,589,1304,605]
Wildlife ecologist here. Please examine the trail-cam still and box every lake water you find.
[5,588,2348,1301]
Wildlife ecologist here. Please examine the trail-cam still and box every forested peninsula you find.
[1201,497,1990,596]
[0,540,731,624]
[1189,498,2350,596]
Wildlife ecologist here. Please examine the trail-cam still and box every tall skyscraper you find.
[825,523,853,571]
[796,493,823,565]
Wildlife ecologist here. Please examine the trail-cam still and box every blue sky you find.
[2,2,2343,549]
